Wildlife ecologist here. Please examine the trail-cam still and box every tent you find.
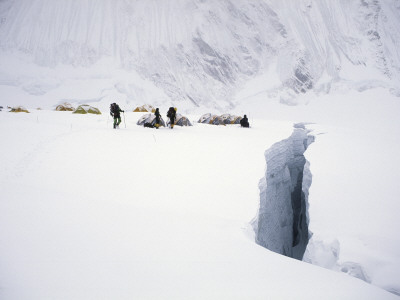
[133,104,156,113]
[73,105,101,115]
[198,113,213,123]
[198,113,226,125]
[137,113,166,127]
[220,114,242,124]
[167,113,193,127]
[56,102,75,111]
[10,106,29,113]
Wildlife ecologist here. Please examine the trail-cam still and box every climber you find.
[154,108,161,129]
[110,103,124,129]
[240,114,250,128]
[167,107,177,129]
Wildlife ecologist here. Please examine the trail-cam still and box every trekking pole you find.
[123,112,126,128]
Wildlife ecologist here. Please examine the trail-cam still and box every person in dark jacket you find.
[240,114,250,128]
[110,103,124,129]
[167,107,177,129]
[154,108,161,129]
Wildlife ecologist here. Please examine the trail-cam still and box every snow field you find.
[236,87,400,295]
[0,0,399,297]
[1,109,397,299]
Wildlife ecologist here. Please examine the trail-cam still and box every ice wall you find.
[254,125,314,260]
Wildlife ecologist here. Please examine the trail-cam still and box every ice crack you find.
[253,124,314,260]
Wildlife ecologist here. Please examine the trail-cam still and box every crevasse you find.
[253,124,314,260]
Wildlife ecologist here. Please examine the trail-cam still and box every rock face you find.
[254,126,314,260]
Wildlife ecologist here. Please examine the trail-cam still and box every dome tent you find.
[198,113,225,125]
[133,104,156,113]
[10,106,29,113]
[198,113,213,123]
[56,102,75,111]
[220,114,242,124]
[167,113,192,127]
[73,104,101,115]
[137,113,166,127]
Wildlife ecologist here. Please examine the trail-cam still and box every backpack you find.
[167,107,175,118]
[110,103,119,114]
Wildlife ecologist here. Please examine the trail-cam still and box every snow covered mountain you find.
[0,0,399,110]
[1,1,400,298]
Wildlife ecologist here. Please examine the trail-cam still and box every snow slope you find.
[0,108,397,299]
[1,0,399,109]
[236,87,400,296]
[1,0,400,297]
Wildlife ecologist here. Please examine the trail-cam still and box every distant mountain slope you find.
[0,0,399,108]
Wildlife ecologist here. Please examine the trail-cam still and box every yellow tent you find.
[220,114,242,124]
[133,104,156,113]
[73,104,101,115]
[56,102,75,111]
[10,106,29,113]
[198,113,225,125]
